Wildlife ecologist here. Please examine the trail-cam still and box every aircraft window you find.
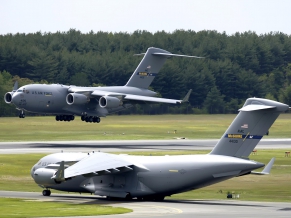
[17,90,23,92]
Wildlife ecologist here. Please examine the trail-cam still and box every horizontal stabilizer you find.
[251,157,275,175]
[152,53,204,58]
[239,105,276,111]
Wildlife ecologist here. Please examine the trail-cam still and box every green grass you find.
[0,198,131,218]
[1,150,291,202]
[1,114,291,141]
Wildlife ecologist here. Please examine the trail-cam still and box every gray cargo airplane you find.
[4,47,199,123]
[31,97,285,200]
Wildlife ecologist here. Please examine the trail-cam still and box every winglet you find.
[51,161,65,182]
[251,157,275,175]
[13,81,18,92]
[181,89,192,103]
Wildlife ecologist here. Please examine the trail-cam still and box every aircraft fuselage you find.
[31,153,264,198]
[7,84,157,117]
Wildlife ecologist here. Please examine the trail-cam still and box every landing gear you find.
[125,193,132,200]
[142,195,165,201]
[81,115,101,123]
[19,111,25,118]
[42,189,51,196]
[55,115,74,122]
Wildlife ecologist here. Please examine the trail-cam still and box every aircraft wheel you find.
[96,117,101,123]
[89,116,93,123]
[42,190,51,196]
[81,116,85,121]
[71,115,75,121]
[22,114,25,118]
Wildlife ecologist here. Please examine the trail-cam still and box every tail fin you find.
[210,98,289,157]
[125,47,203,89]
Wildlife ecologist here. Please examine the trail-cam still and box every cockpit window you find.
[17,89,23,92]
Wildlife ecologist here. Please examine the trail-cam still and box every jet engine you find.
[99,96,121,108]
[4,92,13,104]
[33,168,59,186]
[66,93,89,105]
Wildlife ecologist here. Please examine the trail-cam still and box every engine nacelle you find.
[66,93,89,105]
[33,168,58,186]
[99,96,121,108]
[4,92,13,104]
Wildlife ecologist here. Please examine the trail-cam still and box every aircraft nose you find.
[30,165,36,178]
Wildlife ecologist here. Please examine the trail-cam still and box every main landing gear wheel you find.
[19,111,25,118]
[81,116,101,123]
[42,190,51,196]
[55,115,74,122]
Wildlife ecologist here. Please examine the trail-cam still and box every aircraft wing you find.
[91,89,192,104]
[68,86,192,104]
[64,152,147,179]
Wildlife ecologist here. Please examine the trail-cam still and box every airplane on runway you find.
[30,97,284,200]
[4,47,200,123]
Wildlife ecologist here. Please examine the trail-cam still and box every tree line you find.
[1,29,291,116]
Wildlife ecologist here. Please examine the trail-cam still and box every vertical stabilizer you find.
[210,98,289,157]
[125,47,170,89]
[125,47,203,89]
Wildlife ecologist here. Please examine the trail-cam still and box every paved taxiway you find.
[1,191,291,218]
[1,139,291,217]
[1,139,291,154]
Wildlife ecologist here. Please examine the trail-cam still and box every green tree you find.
[203,86,225,114]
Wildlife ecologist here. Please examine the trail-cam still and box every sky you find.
[1,0,291,35]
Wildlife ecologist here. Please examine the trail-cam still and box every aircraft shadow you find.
[47,194,269,208]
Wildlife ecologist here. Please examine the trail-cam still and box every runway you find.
[1,138,291,154]
[1,139,291,217]
[1,190,291,218]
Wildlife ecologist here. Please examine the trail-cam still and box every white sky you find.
[1,0,290,35]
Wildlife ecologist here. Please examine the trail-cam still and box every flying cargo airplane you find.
[31,97,285,200]
[4,47,200,123]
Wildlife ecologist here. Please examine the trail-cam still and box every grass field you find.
[1,150,291,202]
[1,114,291,141]
[0,198,131,218]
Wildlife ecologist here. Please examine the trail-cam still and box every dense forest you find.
[1,29,291,116]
